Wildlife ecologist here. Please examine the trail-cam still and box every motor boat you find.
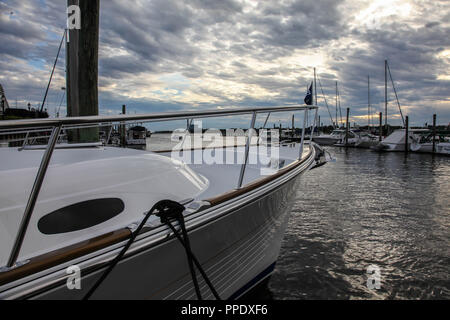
[0,105,326,300]
[126,125,148,145]
[333,130,359,147]
[410,133,450,155]
[312,129,346,145]
[353,132,379,149]
[328,129,377,148]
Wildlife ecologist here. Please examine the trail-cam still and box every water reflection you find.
[267,148,449,300]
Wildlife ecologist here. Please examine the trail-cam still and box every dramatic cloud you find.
[0,0,449,127]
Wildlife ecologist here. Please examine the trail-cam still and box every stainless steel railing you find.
[1,104,318,269]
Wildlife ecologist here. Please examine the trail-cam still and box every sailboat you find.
[372,60,410,152]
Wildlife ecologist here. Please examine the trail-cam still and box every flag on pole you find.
[304,82,313,105]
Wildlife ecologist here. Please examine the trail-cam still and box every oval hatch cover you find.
[38,198,125,235]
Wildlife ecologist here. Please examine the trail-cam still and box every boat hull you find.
[312,136,340,145]
[410,142,450,155]
[354,139,379,149]
[2,152,315,300]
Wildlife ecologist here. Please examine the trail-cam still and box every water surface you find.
[269,147,450,300]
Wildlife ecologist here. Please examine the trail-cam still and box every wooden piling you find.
[379,112,383,142]
[345,108,350,146]
[405,115,409,153]
[432,114,436,154]
[66,0,100,142]
[291,114,295,138]
[120,105,126,146]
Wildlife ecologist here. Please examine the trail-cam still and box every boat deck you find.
[0,143,311,267]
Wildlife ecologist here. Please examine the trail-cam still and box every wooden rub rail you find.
[0,229,131,286]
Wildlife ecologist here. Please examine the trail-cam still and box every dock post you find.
[318,115,321,134]
[292,114,295,138]
[405,116,409,153]
[432,114,436,154]
[120,104,126,146]
[345,108,349,146]
[379,112,382,142]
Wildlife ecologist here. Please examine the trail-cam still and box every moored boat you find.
[0,105,326,300]
[126,125,148,145]
[410,133,450,155]
[312,129,345,145]
[371,129,427,152]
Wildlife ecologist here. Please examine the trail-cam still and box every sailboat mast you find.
[368,75,371,131]
[337,82,343,127]
[314,68,317,106]
[384,59,388,133]
[335,81,338,128]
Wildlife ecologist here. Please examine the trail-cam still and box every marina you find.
[0,0,449,306]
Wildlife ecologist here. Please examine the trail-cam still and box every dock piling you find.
[120,104,126,146]
[345,108,349,146]
[432,114,436,154]
[379,112,382,142]
[405,115,409,153]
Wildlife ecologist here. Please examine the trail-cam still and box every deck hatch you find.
[37,198,125,234]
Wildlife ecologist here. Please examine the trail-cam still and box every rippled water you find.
[268,147,450,300]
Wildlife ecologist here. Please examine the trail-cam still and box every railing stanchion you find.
[299,109,308,159]
[262,112,271,129]
[7,125,62,268]
[309,107,318,145]
[18,131,30,151]
[237,112,257,189]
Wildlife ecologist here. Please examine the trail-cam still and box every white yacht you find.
[354,132,379,148]
[410,133,450,155]
[0,105,326,300]
[126,125,148,145]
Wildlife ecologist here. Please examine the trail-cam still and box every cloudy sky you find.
[0,0,449,128]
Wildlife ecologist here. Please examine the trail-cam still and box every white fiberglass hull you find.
[36,173,307,300]
[126,138,146,145]
[312,136,341,145]
[410,142,450,155]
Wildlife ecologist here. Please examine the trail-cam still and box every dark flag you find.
[304,82,313,105]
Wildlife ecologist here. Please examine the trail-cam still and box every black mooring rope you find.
[157,207,221,300]
[83,199,220,300]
